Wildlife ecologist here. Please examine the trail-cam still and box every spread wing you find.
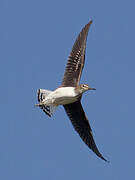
[63,100,107,162]
[61,20,93,87]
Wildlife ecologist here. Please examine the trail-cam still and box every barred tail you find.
[37,89,52,103]
[37,89,56,117]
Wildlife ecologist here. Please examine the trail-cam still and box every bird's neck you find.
[74,86,83,96]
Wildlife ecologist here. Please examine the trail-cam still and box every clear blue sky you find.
[0,0,135,179]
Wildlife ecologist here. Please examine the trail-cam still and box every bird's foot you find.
[35,102,44,107]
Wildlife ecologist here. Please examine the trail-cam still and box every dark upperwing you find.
[64,100,108,162]
[61,20,92,87]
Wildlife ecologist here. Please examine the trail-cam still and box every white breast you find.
[55,87,76,97]
[45,87,78,105]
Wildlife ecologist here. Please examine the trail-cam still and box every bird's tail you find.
[36,89,57,117]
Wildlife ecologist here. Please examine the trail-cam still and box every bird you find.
[35,20,108,162]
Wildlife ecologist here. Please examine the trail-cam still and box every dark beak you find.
[88,87,96,90]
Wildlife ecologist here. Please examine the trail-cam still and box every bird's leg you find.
[35,102,45,107]
[35,104,40,107]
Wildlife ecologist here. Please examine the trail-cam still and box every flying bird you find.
[35,20,108,162]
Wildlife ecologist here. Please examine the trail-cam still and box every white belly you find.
[45,87,79,105]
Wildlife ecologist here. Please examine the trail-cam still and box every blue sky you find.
[0,0,135,179]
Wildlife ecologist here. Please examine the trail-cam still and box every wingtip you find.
[88,19,93,25]
[84,20,93,30]
[102,157,110,163]
[89,19,93,24]
[96,152,109,163]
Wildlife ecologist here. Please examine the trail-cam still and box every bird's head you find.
[79,84,96,93]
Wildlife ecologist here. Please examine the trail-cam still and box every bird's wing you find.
[63,100,107,162]
[61,20,92,87]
